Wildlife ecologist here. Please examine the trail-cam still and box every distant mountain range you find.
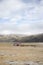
[20,34,43,42]
[0,34,43,42]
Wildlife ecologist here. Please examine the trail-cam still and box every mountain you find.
[0,34,43,42]
[20,34,43,42]
[0,34,17,42]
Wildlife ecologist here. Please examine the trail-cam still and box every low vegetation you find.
[0,43,43,65]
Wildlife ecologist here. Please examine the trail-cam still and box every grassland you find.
[0,42,43,65]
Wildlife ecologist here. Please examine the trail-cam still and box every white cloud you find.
[0,0,43,35]
[0,0,23,18]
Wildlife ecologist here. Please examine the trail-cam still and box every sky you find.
[0,0,43,35]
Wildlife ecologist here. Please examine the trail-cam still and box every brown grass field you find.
[0,42,43,65]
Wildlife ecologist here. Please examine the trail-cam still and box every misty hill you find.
[20,34,43,42]
[0,34,43,42]
[0,35,17,42]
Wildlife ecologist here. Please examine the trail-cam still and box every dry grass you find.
[0,42,43,65]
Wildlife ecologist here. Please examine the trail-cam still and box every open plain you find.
[0,43,43,65]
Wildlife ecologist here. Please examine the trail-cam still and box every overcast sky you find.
[0,0,43,35]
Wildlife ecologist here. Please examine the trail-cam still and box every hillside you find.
[0,34,43,42]
[20,34,43,42]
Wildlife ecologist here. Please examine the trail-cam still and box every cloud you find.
[0,0,23,18]
[0,0,43,35]
[21,0,41,4]
[0,21,43,35]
